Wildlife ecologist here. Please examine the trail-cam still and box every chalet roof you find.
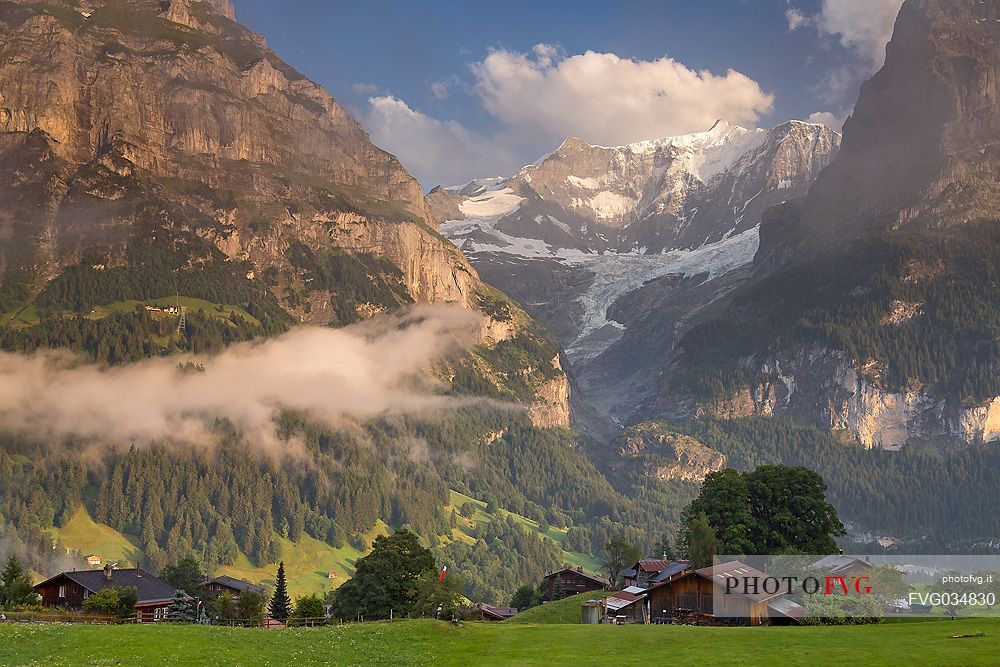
[475,602,517,619]
[35,568,179,605]
[544,567,607,586]
[767,597,806,620]
[622,585,647,595]
[605,590,645,612]
[637,558,671,573]
[694,561,783,603]
[204,575,264,594]
[649,561,691,583]
[619,567,637,579]
[811,555,871,574]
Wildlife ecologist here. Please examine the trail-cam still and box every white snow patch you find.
[458,188,523,218]
[567,175,601,189]
[585,191,635,220]
[565,225,759,359]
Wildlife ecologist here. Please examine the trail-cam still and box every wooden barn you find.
[645,561,804,626]
[470,602,517,621]
[203,575,264,598]
[542,567,607,601]
[35,565,181,623]
[619,558,691,589]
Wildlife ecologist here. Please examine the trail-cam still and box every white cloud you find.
[789,0,904,125]
[788,0,904,69]
[807,110,846,130]
[363,45,773,187]
[362,96,522,187]
[815,0,905,68]
[785,7,810,30]
[430,81,451,100]
[0,305,485,455]
[470,44,774,148]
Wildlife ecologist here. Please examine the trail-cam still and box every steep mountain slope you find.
[758,0,1000,264]
[0,0,649,607]
[659,0,1000,449]
[0,0,567,423]
[436,120,839,428]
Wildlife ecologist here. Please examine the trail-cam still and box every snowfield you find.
[441,184,759,360]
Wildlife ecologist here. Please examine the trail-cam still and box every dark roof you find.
[475,603,517,619]
[811,555,871,574]
[767,598,806,621]
[204,575,265,594]
[649,561,691,583]
[544,567,607,586]
[694,561,784,603]
[637,558,672,573]
[619,567,638,579]
[36,568,179,605]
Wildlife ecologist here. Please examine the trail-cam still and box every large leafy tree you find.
[0,555,36,608]
[236,590,266,626]
[681,468,754,555]
[746,465,844,554]
[326,528,435,621]
[600,537,642,589]
[682,465,844,556]
[687,512,719,568]
[160,555,205,599]
[82,586,138,618]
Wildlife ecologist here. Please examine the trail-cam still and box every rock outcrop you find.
[684,344,1000,449]
[615,423,726,482]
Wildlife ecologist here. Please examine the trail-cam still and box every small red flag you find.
[439,565,447,581]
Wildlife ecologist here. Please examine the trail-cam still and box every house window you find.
[58,585,66,598]
[154,607,164,621]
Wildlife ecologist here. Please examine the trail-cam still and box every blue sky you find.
[233,0,904,187]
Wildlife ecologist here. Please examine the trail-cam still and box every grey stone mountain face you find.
[436,120,840,432]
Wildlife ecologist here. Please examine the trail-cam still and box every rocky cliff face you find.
[0,0,569,427]
[759,0,1000,263]
[614,423,726,482]
[683,344,1000,449]
[657,0,1000,449]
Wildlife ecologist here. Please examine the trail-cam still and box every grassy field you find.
[47,508,143,567]
[506,593,599,624]
[445,490,602,573]
[1,295,258,329]
[215,522,390,598]
[47,493,600,599]
[1,617,998,666]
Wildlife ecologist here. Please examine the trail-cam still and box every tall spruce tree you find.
[268,561,291,621]
[0,555,35,609]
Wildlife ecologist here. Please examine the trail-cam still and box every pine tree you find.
[0,555,35,609]
[167,589,197,622]
[268,561,291,621]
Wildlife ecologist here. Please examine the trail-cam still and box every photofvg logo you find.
[708,555,1000,620]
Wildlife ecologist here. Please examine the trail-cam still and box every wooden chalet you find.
[203,575,264,598]
[542,566,607,601]
[620,558,691,589]
[35,565,182,623]
[811,555,872,578]
[471,602,517,621]
[645,560,805,626]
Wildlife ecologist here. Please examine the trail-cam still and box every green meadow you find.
[1,617,997,666]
